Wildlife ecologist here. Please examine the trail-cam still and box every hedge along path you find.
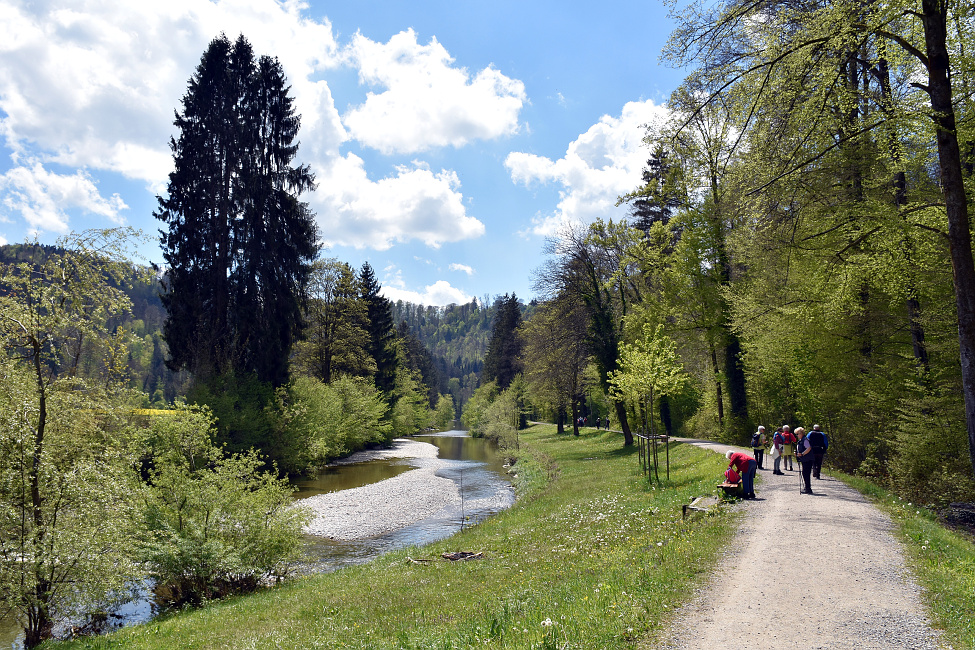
[654,439,943,650]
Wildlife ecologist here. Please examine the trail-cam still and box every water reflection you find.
[292,459,414,497]
[0,614,20,650]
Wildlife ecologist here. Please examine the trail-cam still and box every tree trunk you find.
[724,331,748,427]
[27,339,53,648]
[571,396,580,436]
[660,395,673,437]
[921,0,975,477]
[878,56,931,373]
[709,341,724,426]
[614,400,633,446]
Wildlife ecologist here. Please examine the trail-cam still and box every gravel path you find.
[658,439,943,650]
[302,438,460,540]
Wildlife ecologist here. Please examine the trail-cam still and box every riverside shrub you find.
[279,375,392,473]
[136,406,311,606]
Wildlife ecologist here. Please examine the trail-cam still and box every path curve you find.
[657,439,943,649]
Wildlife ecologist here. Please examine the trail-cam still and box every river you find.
[0,430,513,648]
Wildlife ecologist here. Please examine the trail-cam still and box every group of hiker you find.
[724,423,830,499]
[580,416,611,429]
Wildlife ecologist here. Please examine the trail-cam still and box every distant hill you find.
[2,243,535,413]
[0,243,190,405]
[390,297,535,413]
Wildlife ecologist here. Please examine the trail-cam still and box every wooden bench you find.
[718,481,742,497]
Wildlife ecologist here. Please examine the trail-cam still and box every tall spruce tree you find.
[628,144,683,237]
[156,34,317,388]
[482,293,524,390]
[359,262,398,397]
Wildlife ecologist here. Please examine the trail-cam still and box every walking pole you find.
[798,453,803,493]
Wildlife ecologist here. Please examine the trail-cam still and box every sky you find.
[0,0,688,306]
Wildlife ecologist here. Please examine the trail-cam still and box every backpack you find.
[809,430,827,452]
[783,431,796,444]
[773,432,784,446]
[725,468,740,483]
[751,432,761,447]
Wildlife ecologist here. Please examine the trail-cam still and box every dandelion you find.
[541,618,553,627]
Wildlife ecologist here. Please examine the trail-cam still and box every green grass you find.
[837,472,975,650]
[48,424,738,649]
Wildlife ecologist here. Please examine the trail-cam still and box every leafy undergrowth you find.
[838,472,975,650]
[50,424,738,649]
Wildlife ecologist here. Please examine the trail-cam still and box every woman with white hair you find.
[751,425,766,469]
[781,424,796,471]
[726,449,758,499]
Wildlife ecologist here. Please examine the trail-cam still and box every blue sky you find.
[0,0,686,305]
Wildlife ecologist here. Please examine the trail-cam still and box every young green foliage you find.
[0,230,146,647]
[135,406,311,606]
[609,323,688,438]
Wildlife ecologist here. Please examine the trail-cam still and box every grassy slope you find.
[51,424,737,649]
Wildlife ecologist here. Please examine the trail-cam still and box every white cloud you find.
[312,154,485,250]
[0,0,344,236]
[0,1,341,181]
[0,162,127,233]
[343,29,526,154]
[0,3,500,250]
[505,99,670,237]
[449,263,474,275]
[381,279,472,306]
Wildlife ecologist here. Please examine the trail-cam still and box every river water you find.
[0,430,512,648]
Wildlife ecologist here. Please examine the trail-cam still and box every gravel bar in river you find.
[302,438,460,541]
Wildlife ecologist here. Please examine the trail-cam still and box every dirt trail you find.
[657,440,943,649]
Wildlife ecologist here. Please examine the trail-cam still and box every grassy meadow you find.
[50,424,738,649]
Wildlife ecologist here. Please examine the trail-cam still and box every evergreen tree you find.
[397,320,441,406]
[482,293,524,390]
[359,262,397,397]
[155,33,317,388]
[626,144,684,239]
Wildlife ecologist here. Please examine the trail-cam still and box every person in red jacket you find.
[781,425,796,471]
[725,450,757,499]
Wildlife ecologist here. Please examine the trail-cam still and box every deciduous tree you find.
[0,230,145,647]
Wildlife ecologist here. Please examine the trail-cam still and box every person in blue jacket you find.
[807,424,828,479]
[796,428,815,494]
